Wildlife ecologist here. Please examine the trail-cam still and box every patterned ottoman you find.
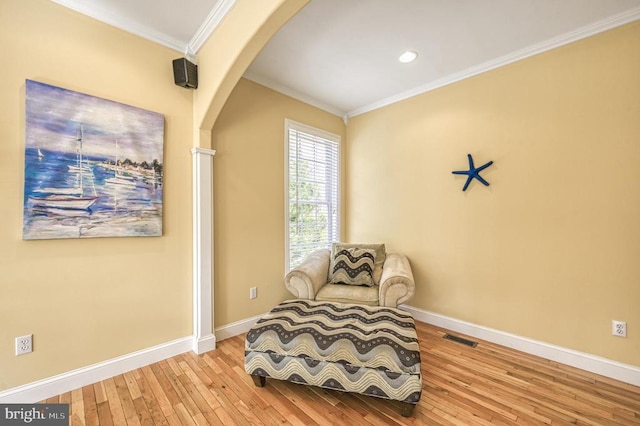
[244,299,422,416]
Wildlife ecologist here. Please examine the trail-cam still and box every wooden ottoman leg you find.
[399,402,415,417]
[251,374,266,387]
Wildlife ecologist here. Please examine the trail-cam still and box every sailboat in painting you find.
[105,140,136,187]
[29,126,99,210]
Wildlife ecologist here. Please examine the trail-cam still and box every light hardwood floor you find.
[42,321,640,425]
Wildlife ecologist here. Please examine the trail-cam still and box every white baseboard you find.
[5,306,636,404]
[215,313,263,341]
[0,314,265,404]
[0,336,193,403]
[400,304,640,387]
[193,334,217,355]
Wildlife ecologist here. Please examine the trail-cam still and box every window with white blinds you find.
[285,119,340,271]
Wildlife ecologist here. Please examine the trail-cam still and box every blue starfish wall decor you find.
[452,154,494,191]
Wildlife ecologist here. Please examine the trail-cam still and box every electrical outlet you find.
[250,287,257,299]
[612,321,627,338]
[15,334,33,355]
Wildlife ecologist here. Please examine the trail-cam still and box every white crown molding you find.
[243,71,347,118]
[188,0,238,57]
[0,336,192,403]
[348,6,640,117]
[50,0,187,54]
[50,1,640,113]
[400,304,640,387]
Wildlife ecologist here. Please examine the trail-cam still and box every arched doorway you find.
[192,0,309,353]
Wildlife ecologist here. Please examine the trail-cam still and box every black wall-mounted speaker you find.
[172,58,198,89]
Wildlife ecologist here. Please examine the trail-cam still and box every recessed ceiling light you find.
[398,50,418,63]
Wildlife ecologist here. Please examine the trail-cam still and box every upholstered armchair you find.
[285,244,415,308]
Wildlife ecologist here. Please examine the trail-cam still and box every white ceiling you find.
[50,0,231,53]
[53,0,640,117]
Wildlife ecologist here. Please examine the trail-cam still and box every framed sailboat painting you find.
[22,80,165,240]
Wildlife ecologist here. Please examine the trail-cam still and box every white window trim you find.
[284,118,341,272]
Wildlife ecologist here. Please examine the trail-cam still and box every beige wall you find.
[346,22,640,366]
[2,0,637,393]
[0,0,194,390]
[211,78,345,325]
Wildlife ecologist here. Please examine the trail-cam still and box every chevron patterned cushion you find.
[329,243,386,284]
[329,247,376,286]
[245,300,422,406]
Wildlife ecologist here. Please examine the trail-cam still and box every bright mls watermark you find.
[0,404,68,425]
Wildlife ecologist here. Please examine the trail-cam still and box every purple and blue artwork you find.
[22,80,165,240]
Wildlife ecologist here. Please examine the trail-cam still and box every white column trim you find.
[192,147,217,156]
[191,147,216,354]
